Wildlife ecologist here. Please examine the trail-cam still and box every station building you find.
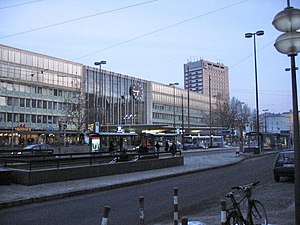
[0,44,217,146]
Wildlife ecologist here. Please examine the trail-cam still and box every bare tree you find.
[63,91,87,144]
[212,97,252,135]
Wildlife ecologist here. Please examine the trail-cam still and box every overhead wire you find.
[0,0,43,10]
[74,0,250,60]
[0,0,159,39]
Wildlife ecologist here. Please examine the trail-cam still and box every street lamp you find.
[263,109,268,133]
[209,74,212,147]
[245,30,264,153]
[94,60,106,132]
[272,1,300,223]
[169,82,179,133]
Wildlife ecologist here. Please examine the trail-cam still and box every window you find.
[37,100,42,108]
[43,101,47,109]
[7,113,12,122]
[7,97,12,106]
[26,99,30,107]
[20,98,25,107]
[32,115,36,123]
[37,115,41,123]
[32,99,36,108]
[48,101,52,109]
[53,102,57,110]
[43,115,47,123]
[19,114,24,122]
[26,114,31,122]
[0,112,5,122]
[58,102,62,110]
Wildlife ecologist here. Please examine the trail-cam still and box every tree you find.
[63,91,87,144]
[212,97,252,135]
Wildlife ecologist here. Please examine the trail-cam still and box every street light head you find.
[274,31,300,55]
[256,30,264,36]
[245,33,253,38]
[169,82,179,86]
[94,61,107,66]
[272,6,300,32]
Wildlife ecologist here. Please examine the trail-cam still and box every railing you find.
[0,150,182,171]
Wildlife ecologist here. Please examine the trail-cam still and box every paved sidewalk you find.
[0,148,243,209]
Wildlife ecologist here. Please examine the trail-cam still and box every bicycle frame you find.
[227,192,248,224]
[226,181,267,225]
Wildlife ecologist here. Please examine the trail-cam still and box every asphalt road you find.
[0,153,276,225]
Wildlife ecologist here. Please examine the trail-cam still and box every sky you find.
[1,0,300,114]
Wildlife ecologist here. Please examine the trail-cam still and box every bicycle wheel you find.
[250,200,268,225]
[226,212,245,225]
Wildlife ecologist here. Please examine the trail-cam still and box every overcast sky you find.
[1,0,300,113]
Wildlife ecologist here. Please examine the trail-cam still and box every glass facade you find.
[0,45,83,146]
[0,44,215,146]
[84,66,148,131]
[150,82,214,129]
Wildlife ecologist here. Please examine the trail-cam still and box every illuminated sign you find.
[14,127,32,132]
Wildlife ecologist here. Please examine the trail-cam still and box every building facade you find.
[84,66,148,131]
[0,45,215,146]
[150,81,214,131]
[261,112,291,134]
[0,44,83,146]
[184,59,229,101]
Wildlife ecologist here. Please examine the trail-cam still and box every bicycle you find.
[225,181,268,225]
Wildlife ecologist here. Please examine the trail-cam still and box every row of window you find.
[0,112,59,125]
[3,97,66,110]
[0,81,79,99]
[0,46,81,75]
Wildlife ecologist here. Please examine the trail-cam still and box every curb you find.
[0,155,246,209]
[1,150,276,209]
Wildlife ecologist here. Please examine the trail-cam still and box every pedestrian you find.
[164,140,169,151]
[155,141,160,152]
[109,140,114,155]
[170,142,176,156]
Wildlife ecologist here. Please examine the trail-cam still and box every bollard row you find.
[100,187,198,224]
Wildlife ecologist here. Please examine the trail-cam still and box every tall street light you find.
[273,1,300,223]
[209,74,212,147]
[169,82,179,133]
[263,109,268,133]
[245,30,264,153]
[94,60,106,132]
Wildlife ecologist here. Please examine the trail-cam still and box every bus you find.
[183,135,225,150]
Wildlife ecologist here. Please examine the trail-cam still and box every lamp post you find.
[272,1,300,223]
[169,82,179,133]
[94,60,106,132]
[245,30,264,153]
[209,74,212,147]
[263,109,268,133]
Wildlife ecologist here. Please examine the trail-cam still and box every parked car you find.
[273,150,294,182]
[22,144,54,155]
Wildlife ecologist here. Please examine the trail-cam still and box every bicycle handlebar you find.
[231,181,260,190]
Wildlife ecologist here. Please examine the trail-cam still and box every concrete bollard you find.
[220,200,226,225]
[181,216,188,225]
[139,196,145,225]
[101,206,111,225]
[174,187,179,225]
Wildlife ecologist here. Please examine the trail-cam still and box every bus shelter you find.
[89,132,139,153]
[244,132,290,153]
[141,133,179,153]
